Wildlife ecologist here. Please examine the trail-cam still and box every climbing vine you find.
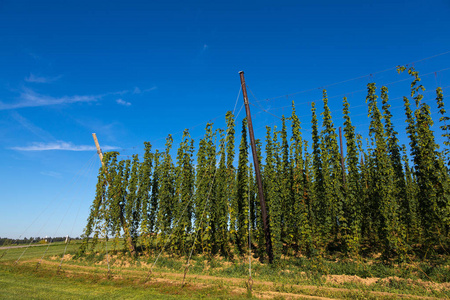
[80,67,450,262]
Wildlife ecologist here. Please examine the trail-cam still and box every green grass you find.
[0,241,81,261]
[0,268,185,299]
[0,263,248,300]
[1,241,449,299]
[0,242,245,299]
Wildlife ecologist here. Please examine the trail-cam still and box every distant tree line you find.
[80,66,450,262]
[0,236,80,246]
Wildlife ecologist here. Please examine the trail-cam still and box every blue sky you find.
[1,0,450,239]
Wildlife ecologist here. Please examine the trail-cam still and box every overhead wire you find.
[116,86,243,154]
[58,159,97,273]
[250,102,282,120]
[247,85,283,120]
[252,67,450,117]
[2,152,98,260]
[183,102,246,282]
[24,154,97,264]
[248,73,450,133]
[292,85,450,123]
[104,55,449,278]
[354,104,450,135]
[254,50,450,103]
[29,52,450,271]
[95,52,450,155]
[4,51,449,283]
[181,100,246,286]
[35,154,97,271]
[11,153,98,265]
[147,87,243,281]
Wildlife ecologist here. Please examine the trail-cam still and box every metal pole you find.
[239,71,274,264]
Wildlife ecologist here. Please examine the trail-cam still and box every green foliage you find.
[279,115,292,250]
[436,87,450,167]
[194,123,217,254]
[319,90,345,250]
[80,65,450,263]
[263,125,282,260]
[173,129,195,255]
[366,82,406,260]
[342,97,361,256]
[399,66,450,249]
[156,135,175,244]
[148,150,160,236]
[381,86,407,246]
[214,129,229,256]
[80,165,107,254]
[290,101,311,255]
[235,118,250,254]
[139,142,153,251]
[310,101,325,250]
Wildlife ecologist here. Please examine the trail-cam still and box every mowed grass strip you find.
[1,242,449,299]
[0,262,247,300]
[0,241,81,262]
[0,268,189,299]
[2,259,446,300]
[0,242,244,300]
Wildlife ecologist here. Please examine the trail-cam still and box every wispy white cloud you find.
[194,44,209,62]
[198,44,208,57]
[116,98,131,106]
[109,90,129,96]
[40,171,62,178]
[10,111,55,140]
[0,85,156,111]
[0,88,102,110]
[10,140,119,151]
[133,86,157,94]
[143,86,157,92]
[25,73,62,83]
[133,87,141,94]
[72,118,122,143]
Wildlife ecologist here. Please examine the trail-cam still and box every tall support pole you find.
[338,127,346,184]
[239,71,274,264]
[92,133,104,168]
[91,133,135,256]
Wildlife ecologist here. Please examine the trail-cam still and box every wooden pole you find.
[91,133,136,256]
[239,71,274,264]
[92,133,104,168]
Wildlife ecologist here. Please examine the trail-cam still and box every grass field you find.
[1,241,449,299]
